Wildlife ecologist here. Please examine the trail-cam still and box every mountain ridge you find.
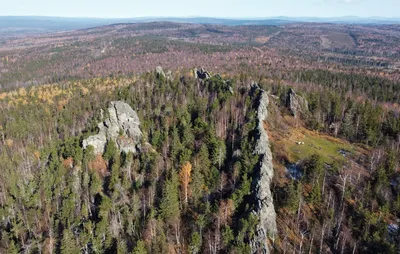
[1,15,400,35]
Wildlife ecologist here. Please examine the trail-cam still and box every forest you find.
[0,21,399,254]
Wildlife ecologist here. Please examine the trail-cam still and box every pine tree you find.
[104,139,118,161]
[304,154,324,181]
[7,240,19,254]
[189,231,202,254]
[190,164,205,205]
[342,109,355,139]
[117,239,128,254]
[133,240,147,254]
[159,170,180,223]
[222,226,234,247]
[60,228,79,254]
[286,181,302,212]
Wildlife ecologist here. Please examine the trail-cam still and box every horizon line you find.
[1,15,400,20]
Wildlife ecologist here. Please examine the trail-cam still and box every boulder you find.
[286,88,309,118]
[83,101,142,155]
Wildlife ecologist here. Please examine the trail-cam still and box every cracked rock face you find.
[251,88,278,254]
[83,101,142,154]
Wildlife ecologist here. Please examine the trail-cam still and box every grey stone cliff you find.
[83,101,142,154]
[251,88,278,254]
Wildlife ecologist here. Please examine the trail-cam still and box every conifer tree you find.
[133,240,147,254]
[60,228,79,254]
[160,170,180,223]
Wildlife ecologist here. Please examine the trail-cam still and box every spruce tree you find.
[159,170,180,224]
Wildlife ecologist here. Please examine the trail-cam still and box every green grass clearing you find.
[285,130,354,164]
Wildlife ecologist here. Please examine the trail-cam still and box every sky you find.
[1,0,399,18]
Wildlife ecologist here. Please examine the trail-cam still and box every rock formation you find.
[83,101,142,154]
[286,87,309,118]
[194,68,211,80]
[156,66,172,80]
[155,66,165,78]
[250,85,278,254]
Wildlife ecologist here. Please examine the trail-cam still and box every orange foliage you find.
[34,151,41,160]
[62,157,74,169]
[89,154,108,177]
[5,139,13,148]
[42,237,55,254]
[57,99,69,111]
[219,199,235,226]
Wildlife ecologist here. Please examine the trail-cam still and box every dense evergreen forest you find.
[0,67,399,253]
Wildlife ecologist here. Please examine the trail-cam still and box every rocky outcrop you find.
[155,66,165,78]
[83,101,142,154]
[286,88,309,118]
[156,66,172,80]
[194,68,211,80]
[250,85,277,254]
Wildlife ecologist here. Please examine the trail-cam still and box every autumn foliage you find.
[179,161,192,205]
[89,154,108,177]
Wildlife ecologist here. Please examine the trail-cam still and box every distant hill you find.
[1,16,400,35]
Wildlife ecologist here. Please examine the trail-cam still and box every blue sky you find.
[3,0,399,18]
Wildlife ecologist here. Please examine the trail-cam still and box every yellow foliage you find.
[57,99,69,110]
[18,87,27,97]
[0,92,7,100]
[81,87,89,96]
[179,161,192,204]
[34,151,41,160]
[29,87,36,97]
[5,139,13,147]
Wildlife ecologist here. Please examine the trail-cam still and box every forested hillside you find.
[0,66,399,253]
[0,20,400,254]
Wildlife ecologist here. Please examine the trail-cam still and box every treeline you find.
[264,69,400,149]
[287,69,400,103]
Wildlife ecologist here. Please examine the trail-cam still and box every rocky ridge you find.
[250,85,278,254]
